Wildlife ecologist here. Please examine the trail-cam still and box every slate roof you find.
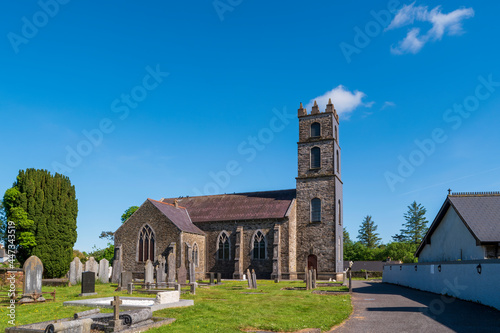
[147,199,205,235]
[416,193,500,257]
[161,189,296,223]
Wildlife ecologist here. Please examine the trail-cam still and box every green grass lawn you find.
[0,280,351,333]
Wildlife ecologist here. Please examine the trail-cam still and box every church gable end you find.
[114,199,187,273]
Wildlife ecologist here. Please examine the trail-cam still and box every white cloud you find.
[386,3,474,55]
[380,101,396,110]
[305,85,372,118]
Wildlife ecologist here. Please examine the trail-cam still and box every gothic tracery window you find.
[192,243,199,267]
[252,231,266,260]
[217,231,230,260]
[138,225,155,262]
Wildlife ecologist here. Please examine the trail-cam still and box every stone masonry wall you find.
[181,232,206,280]
[194,219,288,279]
[114,200,181,273]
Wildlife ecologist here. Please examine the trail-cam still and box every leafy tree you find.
[121,206,139,223]
[384,242,418,263]
[357,215,381,249]
[87,243,114,265]
[99,231,114,241]
[2,169,78,278]
[396,201,429,244]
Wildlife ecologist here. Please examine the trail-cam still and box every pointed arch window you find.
[311,147,321,169]
[311,198,321,222]
[192,243,199,267]
[252,231,266,260]
[311,122,321,138]
[217,231,230,260]
[138,225,155,262]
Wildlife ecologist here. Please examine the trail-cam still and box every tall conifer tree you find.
[2,169,78,277]
[357,215,381,249]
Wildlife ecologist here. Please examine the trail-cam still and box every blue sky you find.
[1,1,499,252]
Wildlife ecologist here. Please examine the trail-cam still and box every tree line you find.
[344,201,429,263]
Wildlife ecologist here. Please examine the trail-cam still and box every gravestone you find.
[305,267,310,290]
[157,255,166,284]
[109,265,113,279]
[217,272,221,285]
[144,260,154,284]
[312,269,317,289]
[111,259,122,284]
[190,282,197,295]
[209,272,215,285]
[76,261,83,283]
[177,266,187,285]
[251,269,257,289]
[19,255,45,303]
[167,253,176,283]
[80,271,96,296]
[120,271,133,291]
[98,259,110,283]
[85,257,99,277]
[246,269,252,289]
[69,257,81,285]
[188,262,195,284]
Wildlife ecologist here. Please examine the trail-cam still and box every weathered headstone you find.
[246,269,252,289]
[69,257,81,285]
[85,257,99,277]
[76,261,83,283]
[144,260,154,284]
[98,259,109,283]
[188,262,195,284]
[80,271,96,296]
[312,269,317,289]
[190,282,197,295]
[304,267,311,290]
[127,282,134,295]
[177,266,187,285]
[209,272,215,285]
[111,259,122,284]
[251,269,257,289]
[19,255,45,303]
[216,272,221,285]
[108,265,113,279]
[119,271,132,291]
[167,252,176,283]
[157,255,166,284]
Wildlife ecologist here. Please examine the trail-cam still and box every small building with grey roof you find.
[416,192,500,262]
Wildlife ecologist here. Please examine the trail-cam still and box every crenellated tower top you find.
[298,99,339,123]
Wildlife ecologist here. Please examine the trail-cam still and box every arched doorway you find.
[307,254,317,272]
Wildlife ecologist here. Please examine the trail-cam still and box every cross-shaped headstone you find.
[111,296,122,320]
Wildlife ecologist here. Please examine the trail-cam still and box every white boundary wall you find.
[382,259,500,311]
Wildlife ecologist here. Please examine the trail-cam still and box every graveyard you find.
[0,278,351,332]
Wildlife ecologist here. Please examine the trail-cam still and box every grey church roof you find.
[161,189,296,223]
[416,193,500,257]
[147,198,205,235]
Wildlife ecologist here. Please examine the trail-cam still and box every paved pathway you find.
[330,280,500,333]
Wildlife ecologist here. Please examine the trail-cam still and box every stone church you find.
[114,99,344,280]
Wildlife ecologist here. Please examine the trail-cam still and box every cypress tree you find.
[2,169,78,277]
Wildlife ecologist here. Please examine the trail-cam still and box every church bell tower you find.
[295,99,343,280]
